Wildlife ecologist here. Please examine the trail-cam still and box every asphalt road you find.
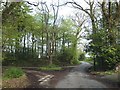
[55,61,108,89]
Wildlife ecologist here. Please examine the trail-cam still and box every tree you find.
[86,1,120,70]
[61,0,120,70]
[2,2,38,61]
[60,0,97,69]
[70,12,85,64]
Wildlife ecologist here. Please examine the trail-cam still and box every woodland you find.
[1,0,120,71]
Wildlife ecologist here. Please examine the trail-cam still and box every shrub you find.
[3,67,24,79]
[78,53,85,61]
[85,58,93,63]
[57,48,73,65]
[71,60,81,65]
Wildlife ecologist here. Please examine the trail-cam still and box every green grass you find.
[39,64,62,71]
[3,67,24,80]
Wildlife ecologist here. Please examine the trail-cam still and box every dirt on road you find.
[24,67,73,88]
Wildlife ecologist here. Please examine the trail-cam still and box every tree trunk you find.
[62,33,65,52]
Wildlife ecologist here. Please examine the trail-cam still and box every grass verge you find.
[39,64,62,71]
[3,67,24,80]
[2,74,30,88]
[91,70,116,76]
[2,67,30,88]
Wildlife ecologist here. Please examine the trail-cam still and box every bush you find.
[71,60,81,65]
[78,53,85,61]
[39,64,62,71]
[3,67,24,79]
[57,48,73,65]
[2,47,39,66]
[85,58,93,63]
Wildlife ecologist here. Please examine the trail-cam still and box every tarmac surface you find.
[55,61,108,89]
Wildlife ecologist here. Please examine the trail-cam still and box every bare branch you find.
[58,1,91,17]
[26,1,39,6]
[51,0,60,26]
[84,0,90,5]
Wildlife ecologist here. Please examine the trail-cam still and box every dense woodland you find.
[1,0,120,71]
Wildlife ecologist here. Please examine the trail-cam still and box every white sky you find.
[24,0,89,17]
[24,0,120,17]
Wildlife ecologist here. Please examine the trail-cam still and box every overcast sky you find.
[24,0,89,17]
